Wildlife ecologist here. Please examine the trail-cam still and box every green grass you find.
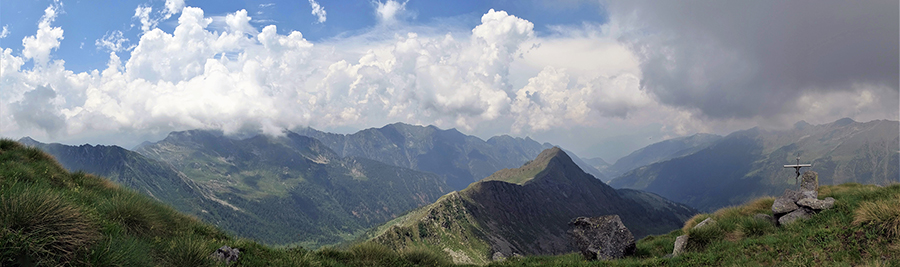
[4,138,898,266]
[489,183,900,267]
[0,139,467,266]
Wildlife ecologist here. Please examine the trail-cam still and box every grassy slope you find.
[490,183,900,266]
[0,139,459,266]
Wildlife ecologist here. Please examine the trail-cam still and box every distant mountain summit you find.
[368,147,696,264]
[610,119,899,212]
[294,122,606,189]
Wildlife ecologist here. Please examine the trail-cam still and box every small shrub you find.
[0,188,98,265]
[853,196,900,238]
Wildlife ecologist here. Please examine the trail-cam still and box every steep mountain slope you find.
[610,119,899,212]
[294,123,605,189]
[368,148,696,264]
[129,130,450,247]
[17,138,213,216]
[602,133,722,179]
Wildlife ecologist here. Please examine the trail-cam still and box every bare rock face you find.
[567,215,636,261]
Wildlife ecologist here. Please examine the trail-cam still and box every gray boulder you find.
[671,235,689,256]
[797,197,835,211]
[694,217,716,229]
[772,189,802,215]
[567,215,636,260]
[777,208,813,225]
[210,245,240,264]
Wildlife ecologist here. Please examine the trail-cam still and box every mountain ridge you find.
[369,147,696,264]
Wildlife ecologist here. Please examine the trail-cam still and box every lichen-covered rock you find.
[210,245,240,264]
[777,207,813,225]
[797,197,835,211]
[799,171,818,195]
[567,215,636,261]
[671,235,689,256]
[772,189,802,215]
[693,217,716,229]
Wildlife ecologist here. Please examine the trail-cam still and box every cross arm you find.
[784,164,812,168]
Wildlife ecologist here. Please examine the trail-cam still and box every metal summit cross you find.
[784,155,811,183]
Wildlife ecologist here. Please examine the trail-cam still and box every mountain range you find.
[367,147,696,264]
[294,123,606,189]
[609,118,899,211]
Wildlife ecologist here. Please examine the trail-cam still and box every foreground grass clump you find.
[0,139,459,266]
[491,183,900,267]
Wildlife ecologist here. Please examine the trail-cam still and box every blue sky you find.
[1,0,897,161]
[1,0,607,73]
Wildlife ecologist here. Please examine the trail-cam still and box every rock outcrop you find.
[772,171,834,225]
[567,215,636,260]
[210,245,240,264]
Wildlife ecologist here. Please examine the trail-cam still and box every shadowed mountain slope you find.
[610,119,899,212]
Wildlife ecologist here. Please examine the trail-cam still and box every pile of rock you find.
[771,171,835,225]
[567,215,636,261]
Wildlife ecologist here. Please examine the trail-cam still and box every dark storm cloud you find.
[608,0,899,119]
[13,85,66,136]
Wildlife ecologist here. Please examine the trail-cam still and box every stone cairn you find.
[771,171,834,225]
[567,215,636,261]
[671,171,836,257]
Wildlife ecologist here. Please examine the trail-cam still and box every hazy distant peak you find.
[17,136,40,146]
[831,117,856,127]
[793,120,810,130]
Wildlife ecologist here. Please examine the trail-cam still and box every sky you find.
[1,0,898,162]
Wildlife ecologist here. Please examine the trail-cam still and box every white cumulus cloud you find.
[22,4,63,68]
[308,0,326,23]
[374,0,407,25]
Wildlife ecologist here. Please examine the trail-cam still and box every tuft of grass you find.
[681,213,711,234]
[401,247,453,266]
[349,242,401,264]
[853,195,900,238]
[159,235,219,267]
[100,193,164,237]
[0,186,99,266]
[83,236,153,267]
